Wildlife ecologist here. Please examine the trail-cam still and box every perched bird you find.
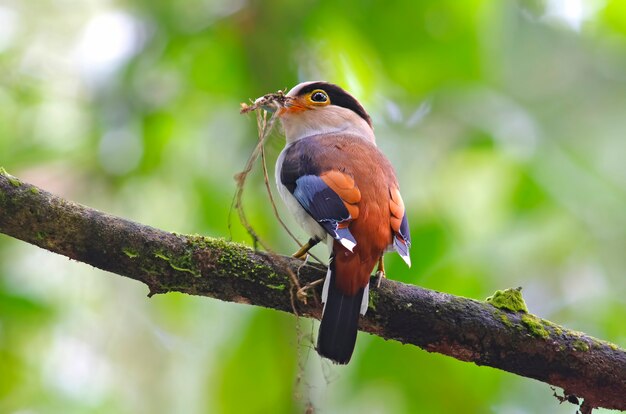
[270,81,411,364]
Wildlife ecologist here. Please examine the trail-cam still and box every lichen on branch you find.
[1,171,625,413]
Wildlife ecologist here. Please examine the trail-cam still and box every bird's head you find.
[262,81,374,144]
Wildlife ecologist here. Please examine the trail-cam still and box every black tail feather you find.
[316,262,364,365]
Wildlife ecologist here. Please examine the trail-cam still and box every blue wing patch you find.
[293,175,357,251]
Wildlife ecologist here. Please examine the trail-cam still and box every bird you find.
[268,81,411,364]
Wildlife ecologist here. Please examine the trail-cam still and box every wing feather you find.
[389,186,411,266]
[291,173,359,251]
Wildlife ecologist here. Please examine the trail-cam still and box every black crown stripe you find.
[296,82,372,126]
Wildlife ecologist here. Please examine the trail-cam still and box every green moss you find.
[148,234,291,292]
[7,176,20,187]
[497,311,514,328]
[216,243,251,270]
[154,251,201,277]
[187,235,247,268]
[521,314,550,339]
[543,319,563,336]
[569,330,585,338]
[123,248,139,259]
[1,167,21,187]
[29,187,40,194]
[485,287,529,313]
[35,232,47,241]
[185,234,281,282]
[368,289,378,311]
[586,337,619,352]
[152,234,242,279]
[573,339,590,352]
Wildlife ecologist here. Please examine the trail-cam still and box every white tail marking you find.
[360,283,369,315]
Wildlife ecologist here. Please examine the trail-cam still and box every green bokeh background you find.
[1,0,625,413]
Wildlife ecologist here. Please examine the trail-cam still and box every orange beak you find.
[277,96,309,116]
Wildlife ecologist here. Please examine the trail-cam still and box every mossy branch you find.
[1,171,625,413]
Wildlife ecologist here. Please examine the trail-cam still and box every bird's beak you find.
[277,96,308,115]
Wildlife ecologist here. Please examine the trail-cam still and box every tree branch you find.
[1,171,624,412]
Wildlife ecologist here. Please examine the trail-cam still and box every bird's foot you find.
[292,238,320,260]
[375,257,386,288]
[293,252,309,261]
[296,278,324,302]
[376,270,387,288]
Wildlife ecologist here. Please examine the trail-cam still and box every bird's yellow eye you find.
[309,90,329,104]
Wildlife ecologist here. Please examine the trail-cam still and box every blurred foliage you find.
[1,0,625,413]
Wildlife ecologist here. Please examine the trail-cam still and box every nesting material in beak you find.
[240,90,288,114]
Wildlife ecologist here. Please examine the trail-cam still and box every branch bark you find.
[1,171,625,412]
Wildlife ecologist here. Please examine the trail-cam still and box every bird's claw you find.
[376,270,386,288]
[292,252,309,261]
[296,278,324,304]
[291,238,319,260]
